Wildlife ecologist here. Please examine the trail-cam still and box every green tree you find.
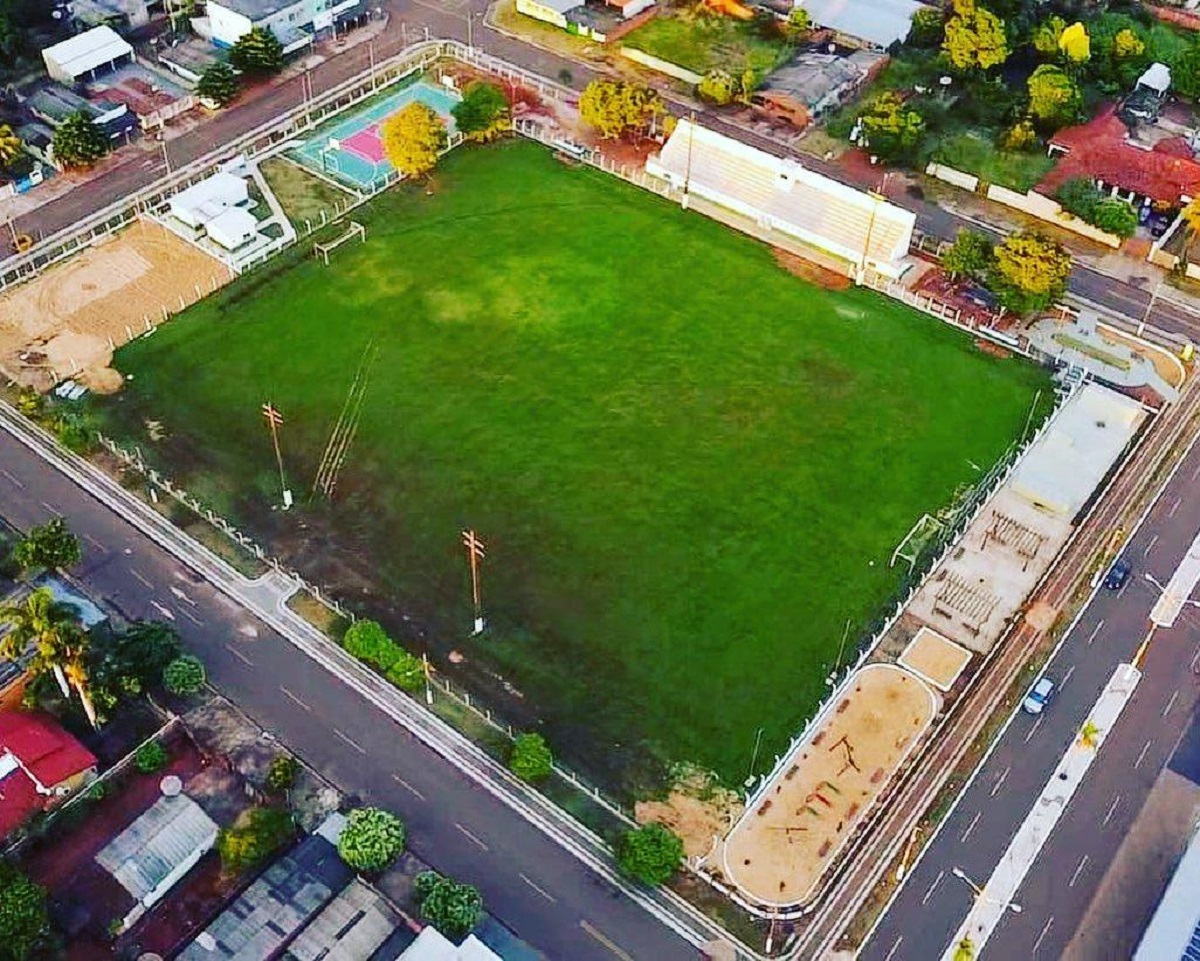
[51,111,109,169]
[781,6,809,41]
[162,654,205,695]
[1112,28,1144,60]
[943,0,1009,72]
[229,26,283,75]
[381,102,446,179]
[0,123,21,168]
[615,822,683,886]
[509,732,553,782]
[0,861,50,961]
[0,588,97,727]
[12,517,81,573]
[197,61,240,106]
[858,92,925,162]
[337,807,406,873]
[217,806,294,873]
[1026,64,1082,129]
[1058,22,1090,64]
[451,82,510,141]
[578,80,664,141]
[1090,198,1138,239]
[1173,43,1200,100]
[415,872,484,940]
[697,70,737,106]
[942,230,993,279]
[109,621,181,681]
[908,7,944,47]
[134,740,168,774]
[1030,15,1065,57]
[988,232,1072,314]
[266,755,300,793]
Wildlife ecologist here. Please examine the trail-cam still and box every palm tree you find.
[0,123,21,169]
[0,588,97,727]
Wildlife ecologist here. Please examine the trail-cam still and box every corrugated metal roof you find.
[797,0,927,48]
[42,26,132,79]
[1134,828,1200,960]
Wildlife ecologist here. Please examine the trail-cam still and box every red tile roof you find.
[1043,106,1200,206]
[0,711,95,836]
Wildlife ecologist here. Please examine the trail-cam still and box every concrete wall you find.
[925,162,979,193]
[620,46,703,86]
[514,0,569,28]
[207,2,255,45]
[986,184,1122,248]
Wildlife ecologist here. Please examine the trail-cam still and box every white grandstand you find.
[646,119,916,280]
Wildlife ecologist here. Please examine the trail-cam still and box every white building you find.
[41,25,133,83]
[169,171,249,229]
[646,119,915,280]
[205,206,259,250]
[794,0,930,50]
[206,0,366,52]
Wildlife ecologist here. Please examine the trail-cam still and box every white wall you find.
[208,2,255,45]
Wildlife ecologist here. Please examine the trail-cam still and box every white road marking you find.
[520,873,557,903]
[920,869,944,905]
[334,729,367,755]
[1135,739,1153,769]
[130,569,154,589]
[1191,457,1200,482]
[1032,917,1054,956]
[225,644,253,666]
[0,469,24,488]
[455,822,489,851]
[1164,690,1180,717]
[1061,665,1076,687]
[990,767,1010,797]
[1102,795,1121,827]
[1024,715,1045,744]
[39,500,60,516]
[279,686,311,712]
[391,774,426,801]
[1192,645,1200,673]
[1069,854,1089,888]
[580,920,633,961]
[84,534,105,552]
[1086,620,1104,646]
[150,600,174,620]
[883,936,904,961]
[180,607,204,627]
[1170,496,1183,518]
[169,586,196,606]
[1145,533,1160,556]
[960,811,982,842]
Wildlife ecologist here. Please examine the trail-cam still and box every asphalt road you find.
[860,433,1200,961]
[0,429,697,961]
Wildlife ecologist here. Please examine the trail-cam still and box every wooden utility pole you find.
[261,402,292,509]
[461,529,486,635]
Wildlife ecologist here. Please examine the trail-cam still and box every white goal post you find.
[313,220,366,266]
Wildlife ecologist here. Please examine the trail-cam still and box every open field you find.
[95,141,1050,793]
[621,14,792,77]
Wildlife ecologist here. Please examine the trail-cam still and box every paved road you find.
[860,432,1200,961]
[0,428,698,961]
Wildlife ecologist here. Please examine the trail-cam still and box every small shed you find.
[205,206,258,250]
[169,171,248,229]
[41,26,133,83]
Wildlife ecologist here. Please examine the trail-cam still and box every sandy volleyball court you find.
[0,220,231,391]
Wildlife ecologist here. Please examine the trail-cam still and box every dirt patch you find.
[772,248,852,290]
[0,220,232,391]
[636,764,743,858]
[976,338,1013,359]
[898,626,972,692]
[1024,600,1058,631]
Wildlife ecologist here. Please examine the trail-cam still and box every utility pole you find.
[461,529,486,635]
[158,135,172,175]
[261,402,292,509]
[369,37,377,89]
[1138,275,1164,337]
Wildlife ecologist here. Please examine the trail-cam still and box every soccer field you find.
[99,141,1051,792]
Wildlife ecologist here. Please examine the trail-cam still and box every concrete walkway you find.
[941,662,1142,960]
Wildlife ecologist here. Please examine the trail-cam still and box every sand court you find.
[719,664,937,907]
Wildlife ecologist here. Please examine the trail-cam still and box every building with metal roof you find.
[282,878,410,960]
[398,928,502,961]
[41,25,133,83]
[795,0,929,50]
[646,118,915,279]
[0,710,96,837]
[95,793,218,921]
[1134,827,1200,960]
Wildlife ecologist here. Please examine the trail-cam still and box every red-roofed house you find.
[1043,106,1200,209]
[0,711,96,837]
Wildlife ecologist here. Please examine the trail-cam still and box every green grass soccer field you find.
[99,141,1051,792]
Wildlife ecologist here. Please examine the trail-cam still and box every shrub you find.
[615,822,683,886]
[135,741,168,774]
[337,807,406,873]
[1055,178,1138,238]
[342,620,425,692]
[217,806,294,873]
[266,755,300,793]
[416,873,484,939]
[163,654,206,695]
[509,733,553,782]
[413,869,442,902]
[0,861,51,960]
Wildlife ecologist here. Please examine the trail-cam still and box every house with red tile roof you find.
[0,711,97,837]
[1043,106,1200,210]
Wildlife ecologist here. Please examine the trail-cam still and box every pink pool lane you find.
[342,123,386,164]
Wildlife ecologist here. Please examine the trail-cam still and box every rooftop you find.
[87,62,192,117]
[1131,822,1200,959]
[42,25,132,78]
[0,711,96,836]
[759,49,886,112]
[399,927,502,961]
[282,878,403,960]
[209,0,306,20]
[796,0,929,48]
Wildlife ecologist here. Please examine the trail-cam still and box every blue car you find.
[1105,557,1132,591]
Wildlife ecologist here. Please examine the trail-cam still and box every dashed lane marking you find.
[39,500,60,516]
[1068,854,1089,888]
[1170,496,1183,518]
[455,822,489,851]
[1024,715,1044,744]
[180,607,204,627]
[224,644,253,666]
[1061,665,1076,687]
[1086,620,1104,646]
[334,729,367,755]
[280,686,311,712]
[883,936,904,961]
[391,774,426,801]
[580,920,633,961]
[1164,690,1181,717]
[0,469,24,488]
[84,534,105,552]
[1032,917,1054,956]
[960,811,981,843]
[920,869,944,906]
[150,600,174,621]
[1102,795,1121,827]
[1144,533,1160,556]
[990,766,1010,797]
[1135,739,1153,769]
[520,873,557,903]
[130,569,154,589]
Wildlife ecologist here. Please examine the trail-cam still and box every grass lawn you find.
[260,157,354,226]
[931,131,1057,193]
[97,141,1050,793]
[621,13,791,76]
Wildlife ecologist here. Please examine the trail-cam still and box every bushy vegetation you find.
[413,870,484,939]
[1055,178,1139,237]
[337,807,406,873]
[217,806,295,873]
[134,740,168,774]
[341,620,425,692]
[615,822,684,886]
[508,732,554,782]
[163,654,206,695]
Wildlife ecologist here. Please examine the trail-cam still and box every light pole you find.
[461,529,486,635]
[951,866,1022,917]
[261,402,292,509]
[1138,276,1164,337]
[744,726,765,787]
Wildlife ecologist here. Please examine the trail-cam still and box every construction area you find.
[718,665,938,907]
[0,220,231,392]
